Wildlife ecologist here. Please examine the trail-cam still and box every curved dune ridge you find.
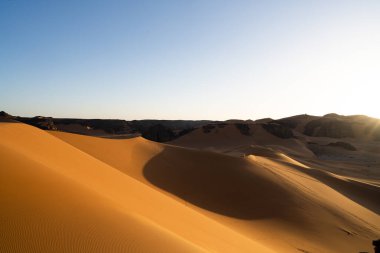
[1,122,379,252]
[0,123,274,253]
[50,129,380,252]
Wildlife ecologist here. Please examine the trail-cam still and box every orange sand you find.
[1,122,379,252]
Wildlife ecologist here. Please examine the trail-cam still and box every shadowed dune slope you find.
[143,147,380,253]
[51,131,300,219]
[52,130,380,253]
[0,123,276,253]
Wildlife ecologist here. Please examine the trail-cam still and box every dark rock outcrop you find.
[1,111,210,142]
[17,116,57,130]
[271,119,298,129]
[4,110,379,143]
[262,122,294,139]
[0,111,17,122]
[0,111,11,118]
[304,119,354,138]
[142,124,176,142]
[235,123,251,136]
[270,114,318,130]
[202,124,216,133]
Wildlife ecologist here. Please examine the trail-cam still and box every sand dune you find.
[1,122,379,252]
[0,123,275,253]
[51,129,380,252]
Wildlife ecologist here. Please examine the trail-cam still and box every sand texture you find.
[1,121,379,252]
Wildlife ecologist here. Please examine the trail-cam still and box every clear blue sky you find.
[1,0,379,120]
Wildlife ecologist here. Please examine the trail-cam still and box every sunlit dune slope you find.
[52,130,380,253]
[0,123,276,253]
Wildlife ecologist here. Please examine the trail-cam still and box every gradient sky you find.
[1,0,379,120]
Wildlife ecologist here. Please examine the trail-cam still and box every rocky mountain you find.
[2,111,379,143]
[0,111,214,142]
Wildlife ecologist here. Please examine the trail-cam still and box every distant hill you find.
[0,111,216,142]
[1,111,379,142]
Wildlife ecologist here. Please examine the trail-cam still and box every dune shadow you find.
[143,146,298,220]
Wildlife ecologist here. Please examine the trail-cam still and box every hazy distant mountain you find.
[2,111,379,142]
